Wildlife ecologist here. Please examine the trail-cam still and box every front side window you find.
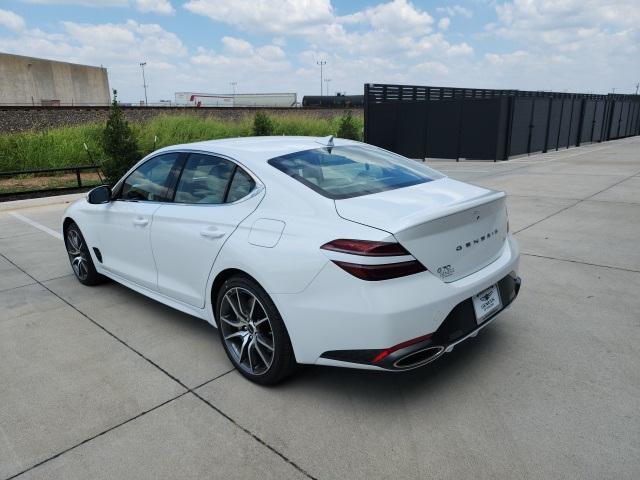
[268,145,444,199]
[174,154,236,204]
[121,153,180,201]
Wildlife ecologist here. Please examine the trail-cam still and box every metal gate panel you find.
[580,100,596,143]
[567,99,582,146]
[619,101,631,138]
[557,98,572,148]
[394,102,427,158]
[627,102,637,136]
[459,97,504,160]
[530,98,550,153]
[632,102,640,136]
[626,102,637,137]
[365,102,398,151]
[509,97,533,156]
[546,98,563,150]
[592,100,606,142]
[609,101,623,139]
[425,99,461,159]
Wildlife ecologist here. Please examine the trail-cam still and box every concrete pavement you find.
[1,137,639,479]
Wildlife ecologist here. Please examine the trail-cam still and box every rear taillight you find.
[332,260,426,281]
[321,239,427,281]
[320,239,410,256]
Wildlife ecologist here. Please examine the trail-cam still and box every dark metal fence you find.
[364,84,640,160]
[0,165,103,199]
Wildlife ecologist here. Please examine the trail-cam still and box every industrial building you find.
[175,92,297,107]
[0,52,110,106]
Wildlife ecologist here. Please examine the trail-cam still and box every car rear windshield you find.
[268,145,443,199]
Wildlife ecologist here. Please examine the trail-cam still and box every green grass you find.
[0,124,104,172]
[0,113,364,173]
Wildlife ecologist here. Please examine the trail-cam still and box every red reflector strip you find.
[332,260,426,281]
[372,333,434,363]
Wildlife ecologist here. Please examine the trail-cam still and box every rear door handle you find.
[133,218,149,226]
[200,228,226,239]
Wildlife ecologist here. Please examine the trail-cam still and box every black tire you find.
[64,222,106,286]
[216,274,297,385]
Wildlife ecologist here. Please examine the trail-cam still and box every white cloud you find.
[436,5,472,19]
[135,0,174,15]
[22,0,174,13]
[222,36,254,56]
[341,0,433,35]
[183,0,334,34]
[447,41,472,56]
[412,60,449,75]
[20,0,128,5]
[0,8,26,31]
[484,0,640,91]
[188,39,293,95]
[438,17,450,31]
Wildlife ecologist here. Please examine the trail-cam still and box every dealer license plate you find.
[472,284,501,323]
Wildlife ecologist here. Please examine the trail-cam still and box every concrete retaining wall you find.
[0,106,363,133]
[0,53,110,107]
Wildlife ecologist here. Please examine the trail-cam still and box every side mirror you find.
[87,185,112,204]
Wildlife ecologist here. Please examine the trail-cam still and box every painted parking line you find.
[8,211,63,241]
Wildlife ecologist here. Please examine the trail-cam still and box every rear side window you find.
[268,145,443,199]
[226,168,255,203]
[174,153,256,204]
[121,153,180,201]
[175,154,235,204]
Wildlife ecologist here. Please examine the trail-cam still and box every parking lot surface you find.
[1,137,639,480]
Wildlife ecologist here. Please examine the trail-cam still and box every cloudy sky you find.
[0,0,638,103]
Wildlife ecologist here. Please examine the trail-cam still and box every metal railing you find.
[0,165,103,199]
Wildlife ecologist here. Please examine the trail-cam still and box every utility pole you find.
[611,87,616,94]
[230,82,237,95]
[139,62,148,106]
[635,82,639,95]
[324,78,331,97]
[317,60,326,97]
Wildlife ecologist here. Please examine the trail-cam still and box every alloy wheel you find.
[66,228,89,281]
[219,287,275,375]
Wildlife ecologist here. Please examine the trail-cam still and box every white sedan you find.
[63,136,521,384]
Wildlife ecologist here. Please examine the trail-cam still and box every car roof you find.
[153,136,363,163]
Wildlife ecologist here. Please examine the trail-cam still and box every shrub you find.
[252,111,274,136]
[101,90,139,184]
[337,110,360,140]
[0,111,364,171]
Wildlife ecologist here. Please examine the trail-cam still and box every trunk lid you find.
[334,177,508,282]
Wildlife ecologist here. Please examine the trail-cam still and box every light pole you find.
[317,60,326,97]
[139,62,148,106]
[230,82,237,95]
[324,78,331,97]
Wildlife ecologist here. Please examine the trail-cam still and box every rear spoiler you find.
[393,190,506,234]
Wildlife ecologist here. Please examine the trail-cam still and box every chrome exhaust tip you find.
[392,346,445,369]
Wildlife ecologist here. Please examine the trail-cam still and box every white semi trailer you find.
[174,92,297,107]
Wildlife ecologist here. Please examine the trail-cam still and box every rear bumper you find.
[271,235,520,367]
[321,274,521,370]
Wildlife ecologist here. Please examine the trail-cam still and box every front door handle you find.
[200,228,226,239]
[133,218,149,226]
